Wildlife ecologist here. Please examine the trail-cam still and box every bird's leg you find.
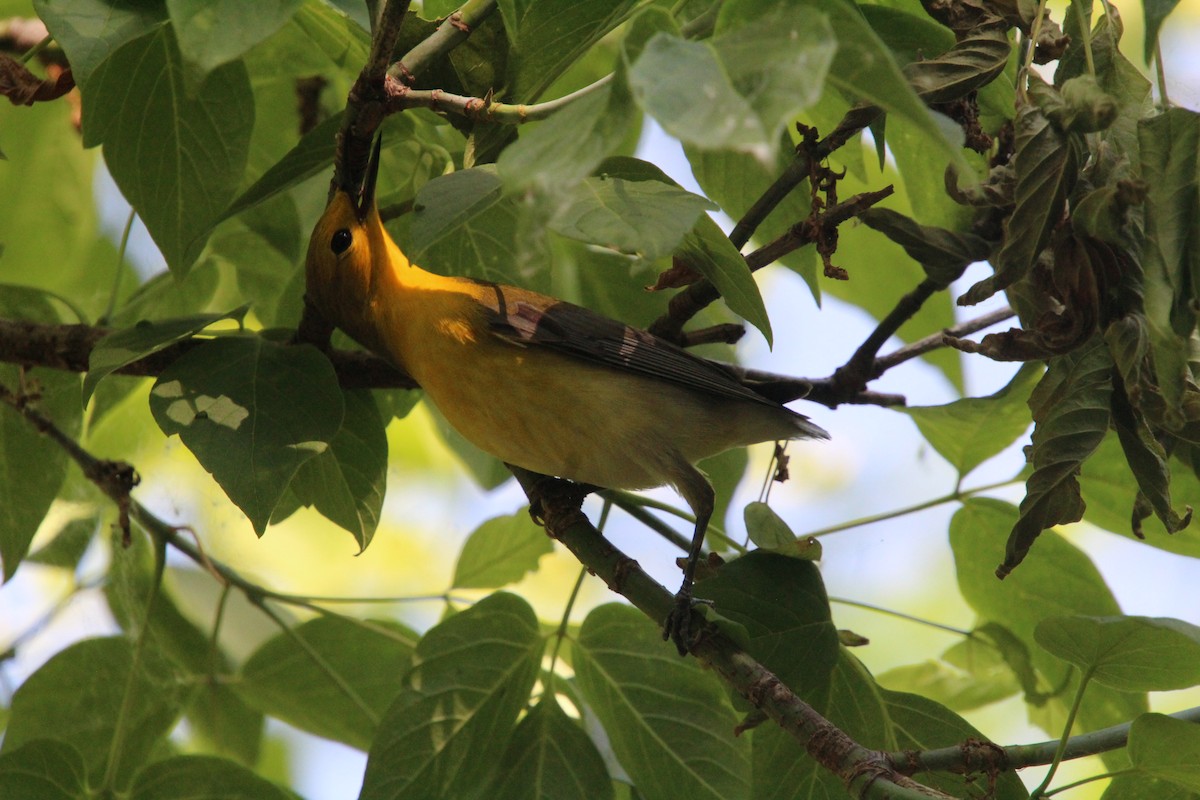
[664,467,715,655]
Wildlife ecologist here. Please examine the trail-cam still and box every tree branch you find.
[390,0,498,85]
[506,466,955,800]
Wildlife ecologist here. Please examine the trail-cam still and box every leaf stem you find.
[1042,768,1134,796]
[18,33,52,65]
[100,209,136,325]
[100,530,166,791]
[1154,40,1170,108]
[801,478,1019,538]
[1031,667,1093,798]
[828,597,972,637]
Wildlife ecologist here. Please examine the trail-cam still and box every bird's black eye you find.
[330,228,352,255]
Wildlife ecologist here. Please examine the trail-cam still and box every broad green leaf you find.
[1128,713,1200,791]
[26,516,96,570]
[901,363,1040,478]
[219,113,342,225]
[574,604,750,800]
[1102,775,1197,800]
[695,553,838,699]
[83,25,254,274]
[167,0,305,74]
[593,155,772,342]
[722,0,968,170]
[33,0,167,87]
[360,593,543,800]
[187,682,264,767]
[1035,616,1200,691]
[452,512,554,589]
[1001,337,1113,577]
[0,739,88,800]
[406,167,545,290]
[675,216,773,346]
[1138,108,1200,418]
[0,288,81,580]
[149,337,344,534]
[549,176,715,260]
[498,73,636,193]
[743,501,795,551]
[2,637,187,788]
[877,656,1018,712]
[290,0,372,72]
[486,695,614,800]
[960,97,1083,305]
[109,261,222,326]
[83,307,250,403]
[879,686,1028,799]
[239,615,418,750]
[288,389,388,551]
[131,755,293,800]
[499,0,637,101]
[951,498,1146,747]
[683,144,816,296]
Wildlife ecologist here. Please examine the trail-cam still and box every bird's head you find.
[304,137,389,325]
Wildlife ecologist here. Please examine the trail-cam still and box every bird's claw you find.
[662,590,713,656]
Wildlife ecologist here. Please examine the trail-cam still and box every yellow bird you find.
[304,141,828,653]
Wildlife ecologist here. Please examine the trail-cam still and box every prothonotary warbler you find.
[304,140,828,654]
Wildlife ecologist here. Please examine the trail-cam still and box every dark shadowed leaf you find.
[82,26,254,274]
[239,615,418,750]
[131,755,294,800]
[149,338,343,534]
[0,739,88,800]
[1000,337,1113,577]
[359,593,543,800]
[574,604,750,800]
[167,0,305,74]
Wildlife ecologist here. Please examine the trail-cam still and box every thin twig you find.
[873,306,1015,375]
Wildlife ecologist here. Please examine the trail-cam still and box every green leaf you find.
[951,498,1146,746]
[149,337,344,534]
[742,501,795,551]
[549,176,715,259]
[238,615,418,750]
[0,739,88,800]
[675,215,773,346]
[629,7,833,163]
[83,307,250,404]
[167,0,305,74]
[1035,615,1200,691]
[1128,713,1200,791]
[1102,775,1197,800]
[33,0,167,87]
[960,97,1083,305]
[499,0,637,101]
[1138,108,1200,418]
[131,755,293,800]
[360,593,543,800]
[26,516,97,570]
[877,654,1019,712]
[695,553,838,699]
[486,695,614,800]
[574,604,750,800]
[83,25,254,274]
[901,363,1040,478]
[0,288,81,580]
[1000,337,1113,577]
[288,389,388,551]
[2,637,187,788]
[1143,0,1184,63]
[219,112,342,225]
[498,73,637,193]
[452,512,554,590]
[407,167,544,290]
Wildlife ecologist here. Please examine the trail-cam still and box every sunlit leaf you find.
[1035,615,1200,691]
[452,512,554,590]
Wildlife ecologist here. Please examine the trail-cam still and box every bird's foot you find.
[662,589,713,656]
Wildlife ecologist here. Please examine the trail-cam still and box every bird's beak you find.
[355,136,383,223]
